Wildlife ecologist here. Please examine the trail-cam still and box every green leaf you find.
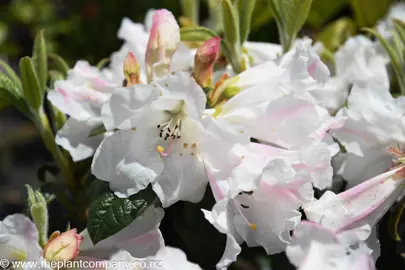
[87,188,156,244]
[180,0,200,24]
[349,0,393,27]
[48,53,70,78]
[88,124,107,137]
[97,58,110,70]
[32,30,48,94]
[316,17,357,52]
[393,19,405,47]
[268,0,314,52]
[221,0,240,47]
[0,72,30,115]
[363,27,405,95]
[0,59,22,88]
[180,26,219,42]
[237,0,256,44]
[307,0,347,29]
[251,0,273,30]
[19,57,42,111]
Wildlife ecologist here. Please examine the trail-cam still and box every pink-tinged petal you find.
[287,221,376,270]
[145,9,180,82]
[194,37,221,88]
[43,229,83,261]
[304,165,405,245]
[287,221,340,267]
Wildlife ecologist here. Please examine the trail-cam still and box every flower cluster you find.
[3,1,405,270]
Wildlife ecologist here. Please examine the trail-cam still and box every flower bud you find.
[194,37,221,88]
[43,229,83,261]
[145,9,180,82]
[123,52,141,86]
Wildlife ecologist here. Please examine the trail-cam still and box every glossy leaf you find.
[87,188,156,244]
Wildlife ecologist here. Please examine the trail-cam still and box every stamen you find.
[158,115,182,140]
[157,138,175,157]
[232,199,256,230]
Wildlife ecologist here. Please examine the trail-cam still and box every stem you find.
[36,108,75,192]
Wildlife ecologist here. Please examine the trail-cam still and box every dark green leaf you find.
[19,57,42,111]
[87,188,155,244]
[32,30,48,94]
[180,26,219,42]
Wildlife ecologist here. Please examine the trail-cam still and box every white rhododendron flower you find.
[107,247,201,270]
[331,54,405,187]
[203,142,317,269]
[0,214,43,262]
[92,72,248,206]
[303,164,405,247]
[286,221,375,270]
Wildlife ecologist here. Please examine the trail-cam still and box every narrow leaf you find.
[363,27,405,95]
[180,0,200,24]
[88,124,107,137]
[180,26,219,42]
[237,0,256,44]
[87,189,155,244]
[19,57,42,111]
[48,53,70,78]
[0,59,21,88]
[283,0,313,47]
[393,19,405,47]
[97,58,110,70]
[32,30,47,94]
[221,0,240,47]
[307,0,346,29]
[0,72,30,115]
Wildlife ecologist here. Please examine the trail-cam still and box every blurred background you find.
[1,0,405,269]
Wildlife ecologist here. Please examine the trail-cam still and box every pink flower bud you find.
[194,37,221,88]
[43,229,83,261]
[124,52,141,86]
[145,9,180,82]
